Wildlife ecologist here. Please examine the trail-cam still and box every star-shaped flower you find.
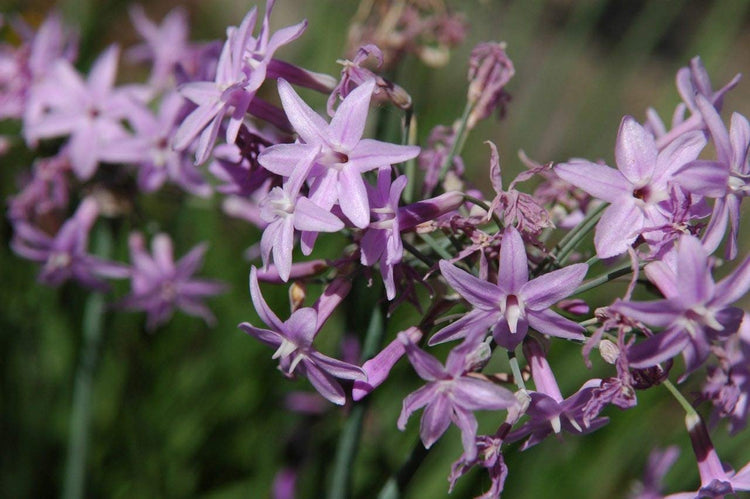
[239,267,366,405]
[555,116,706,258]
[431,226,587,350]
[258,78,420,228]
[120,232,226,330]
[398,334,517,460]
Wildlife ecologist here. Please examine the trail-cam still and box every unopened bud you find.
[598,339,620,364]
[289,282,306,312]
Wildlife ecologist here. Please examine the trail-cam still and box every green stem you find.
[376,443,430,499]
[437,100,476,185]
[418,233,453,261]
[327,305,386,499]
[537,203,607,275]
[462,194,503,229]
[402,108,417,205]
[554,202,608,266]
[573,260,646,296]
[662,379,698,418]
[63,223,112,499]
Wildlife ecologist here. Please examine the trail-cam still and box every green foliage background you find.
[1,1,750,497]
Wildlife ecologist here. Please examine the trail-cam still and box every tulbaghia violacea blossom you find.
[23,45,136,179]
[466,42,514,127]
[239,267,366,405]
[258,145,344,281]
[258,78,420,229]
[700,313,750,434]
[676,95,750,260]
[449,433,508,499]
[361,171,407,299]
[612,235,750,374]
[174,3,307,163]
[10,197,129,290]
[120,232,226,330]
[127,5,191,89]
[0,11,77,119]
[431,226,587,350]
[555,116,706,258]
[100,91,211,196]
[397,333,517,460]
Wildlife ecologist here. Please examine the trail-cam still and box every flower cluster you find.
[5,3,750,499]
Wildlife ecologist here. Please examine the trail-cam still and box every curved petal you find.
[527,309,584,342]
[554,159,630,203]
[439,260,499,310]
[522,263,587,310]
[610,298,682,327]
[277,78,329,145]
[627,328,689,368]
[498,226,528,292]
[302,360,346,405]
[615,116,658,184]
[329,79,375,150]
[420,394,452,448]
[594,202,644,259]
[249,266,284,330]
[337,167,370,228]
[452,377,517,411]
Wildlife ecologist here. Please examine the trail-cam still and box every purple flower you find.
[327,44,412,116]
[555,116,706,258]
[676,96,750,260]
[612,235,750,374]
[11,197,129,290]
[258,145,344,281]
[173,4,306,163]
[23,45,136,179]
[127,5,190,89]
[239,267,366,405]
[449,433,508,499]
[360,170,407,299]
[101,91,211,196]
[700,312,750,434]
[258,78,419,229]
[466,42,514,127]
[398,334,517,460]
[430,226,587,350]
[120,232,226,330]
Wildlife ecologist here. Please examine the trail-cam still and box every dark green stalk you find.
[573,260,647,296]
[376,442,430,499]
[62,223,112,499]
[437,99,476,186]
[327,305,387,499]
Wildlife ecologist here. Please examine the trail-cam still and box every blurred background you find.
[2,0,750,497]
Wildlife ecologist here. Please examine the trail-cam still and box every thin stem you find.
[377,442,430,499]
[327,305,386,499]
[555,202,608,266]
[573,260,647,296]
[418,233,453,261]
[663,379,699,418]
[402,240,435,268]
[462,193,503,229]
[63,223,112,499]
[402,108,417,204]
[437,99,476,185]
